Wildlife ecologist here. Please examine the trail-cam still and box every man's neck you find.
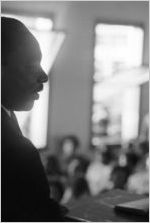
[1,104,11,117]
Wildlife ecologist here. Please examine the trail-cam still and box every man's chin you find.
[15,100,34,111]
[22,101,35,111]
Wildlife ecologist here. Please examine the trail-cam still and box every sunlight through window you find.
[92,23,144,147]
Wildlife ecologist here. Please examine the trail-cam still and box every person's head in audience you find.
[1,17,48,111]
[60,135,80,159]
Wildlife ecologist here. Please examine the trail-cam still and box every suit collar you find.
[1,104,11,117]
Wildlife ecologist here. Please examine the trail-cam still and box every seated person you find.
[110,165,130,190]
[86,149,113,196]
[1,17,68,222]
[126,152,149,195]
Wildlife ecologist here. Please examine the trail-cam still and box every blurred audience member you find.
[110,165,130,189]
[46,154,63,177]
[58,135,80,173]
[126,142,149,195]
[54,135,90,202]
[69,155,90,200]
[58,135,90,178]
[125,142,140,173]
[127,157,149,195]
[45,154,67,204]
[110,140,148,191]
[86,149,113,196]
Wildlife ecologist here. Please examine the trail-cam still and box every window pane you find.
[94,24,144,82]
[92,23,144,147]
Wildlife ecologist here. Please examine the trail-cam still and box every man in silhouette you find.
[1,17,67,222]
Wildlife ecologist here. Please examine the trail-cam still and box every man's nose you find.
[38,68,48,83]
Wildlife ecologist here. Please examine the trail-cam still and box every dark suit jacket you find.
[1,108,64,222]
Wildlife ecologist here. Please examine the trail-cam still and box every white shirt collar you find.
[1,104,11,117]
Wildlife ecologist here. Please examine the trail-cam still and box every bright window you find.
[92,23,144,147]
[94,24,144,82]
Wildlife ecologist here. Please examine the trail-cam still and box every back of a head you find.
[1,17,34,64]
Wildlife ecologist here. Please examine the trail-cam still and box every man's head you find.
[1,17,48,111]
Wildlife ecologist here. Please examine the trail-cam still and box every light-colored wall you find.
[2,1,149,152]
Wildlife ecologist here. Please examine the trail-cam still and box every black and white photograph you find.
[1,1,149,222]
